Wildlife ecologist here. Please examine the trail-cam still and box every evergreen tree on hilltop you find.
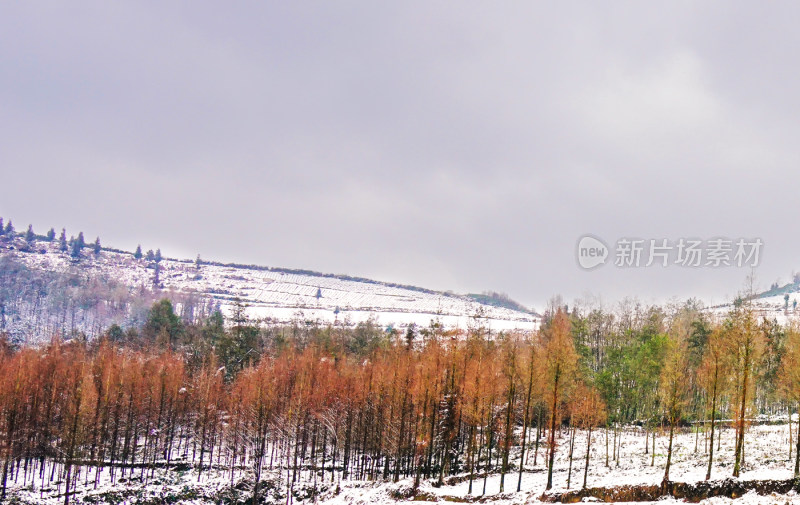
[46,228,55,241]
[59,229,68,251]
[76,232,85,249]
[134,245,143,259]
[0,218,4,236]
[155,248,162,263]
[25,225,35,243]
[93,237,101,255]
[145,249,155,262]
[70,236,81,258]
[4,220,14,238]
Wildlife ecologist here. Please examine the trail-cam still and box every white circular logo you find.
[577,235,609,270]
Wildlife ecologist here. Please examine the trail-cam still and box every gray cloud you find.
[2,1,799,310]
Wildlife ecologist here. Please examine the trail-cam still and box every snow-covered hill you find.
[706,291,800,324]
[2,238,538,332]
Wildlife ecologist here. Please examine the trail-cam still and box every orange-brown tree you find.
[659,333,689,486]
[778,323,800,477]
[697,325,729,480]
[541,310,578,491]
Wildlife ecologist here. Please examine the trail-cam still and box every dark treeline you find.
[1,295,800,504]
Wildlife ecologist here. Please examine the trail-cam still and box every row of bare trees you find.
[3,301,800,503]
[0,310,605,503]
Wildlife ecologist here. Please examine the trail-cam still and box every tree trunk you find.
[566,425,576,489]
[795,404,800,478]
[499,382,514,493]
[651,427,656,467]
[789,408,793,463]
[517,355,535,492]
[546,367,560,491]
[733,352,749,478]
[583,427,592,490]
[706,375,717,481]
[533,408,543,466]
[482,401,494,496]
[662,420,675,489]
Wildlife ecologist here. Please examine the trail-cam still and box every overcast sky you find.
[2,2,799,311]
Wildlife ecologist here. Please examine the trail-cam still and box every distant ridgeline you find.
[466,291,533,314]
[0,217,450,292]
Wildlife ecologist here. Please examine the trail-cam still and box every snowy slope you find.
[3,239,538,331]
[707,293,800,324]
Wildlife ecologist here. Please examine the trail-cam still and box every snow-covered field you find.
[707,294,800,326]
[735,294,800,324]
[415,422,800,502]
[7,241,538,332]
[7,422,800,504]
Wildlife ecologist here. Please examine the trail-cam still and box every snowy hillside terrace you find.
[0,235,539,332]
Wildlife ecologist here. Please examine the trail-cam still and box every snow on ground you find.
[7,242,538,332]
[434,423,795,495]
[409,422,800,503]
[707,293,800,326]
[6,461,245,504]
[8,423,800,504]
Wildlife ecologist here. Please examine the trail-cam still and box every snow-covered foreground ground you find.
[8,422,800,504]
[412,422,800,503]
